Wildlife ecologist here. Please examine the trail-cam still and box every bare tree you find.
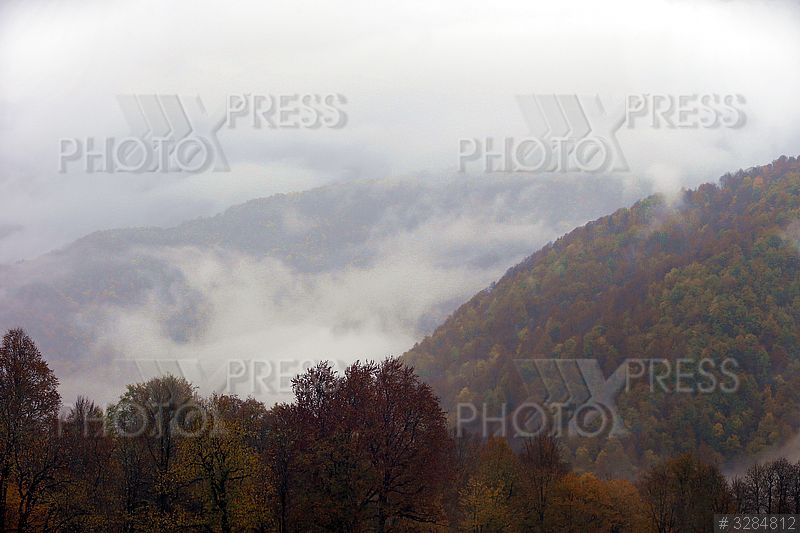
[519,434,568,532]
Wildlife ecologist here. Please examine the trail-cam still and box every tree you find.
[549,473,647,533]
[0,328,62,532]
[518,434,568,532]
[44,397,117,531]
[744,462,767,513]
[264,403,303,533]
[363,358,452,532]
[107,375,198,528]
[639,460,675,533]
[459,437,519,533]
[639,454,734,533]
[739,458,800,515]
[265,358,453,532]
[459,477,513,533]
[177,394,263,532]
[287,361,364,531]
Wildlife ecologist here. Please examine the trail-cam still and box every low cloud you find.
[39,174,644,404]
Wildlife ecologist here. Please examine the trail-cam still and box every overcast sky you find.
[1,0,799,264]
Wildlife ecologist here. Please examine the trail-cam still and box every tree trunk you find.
[0,469,7,533]
[278,482,288,533]
[377,491,387,533]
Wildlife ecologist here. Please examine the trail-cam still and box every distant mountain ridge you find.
[0,174,646,403]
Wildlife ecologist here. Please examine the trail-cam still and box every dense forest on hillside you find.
[405,156,800,473]
[2,328,796,532]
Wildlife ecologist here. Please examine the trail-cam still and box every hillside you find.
[404,156,800,473]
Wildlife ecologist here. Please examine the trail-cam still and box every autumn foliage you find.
[405,156,800,473]
[0,328,764,532]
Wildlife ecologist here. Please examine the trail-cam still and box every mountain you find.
[404,156,800,472]
[0,174,646,402]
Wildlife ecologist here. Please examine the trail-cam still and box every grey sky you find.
[1,0,799,264]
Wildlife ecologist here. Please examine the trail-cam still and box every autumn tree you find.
[458,437,520,533]
[107,375,198,529]
[549,473,647,533]
[177,394,265,532]
[286,361,364,531]
[459,477,513,533]
[265,358,452,532]
[0,328,62,532]
[363,358,452,532]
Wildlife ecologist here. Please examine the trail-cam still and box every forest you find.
[0,327,795,533]
[406,156,800,475]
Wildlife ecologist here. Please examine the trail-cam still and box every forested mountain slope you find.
[405,156,800,473]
